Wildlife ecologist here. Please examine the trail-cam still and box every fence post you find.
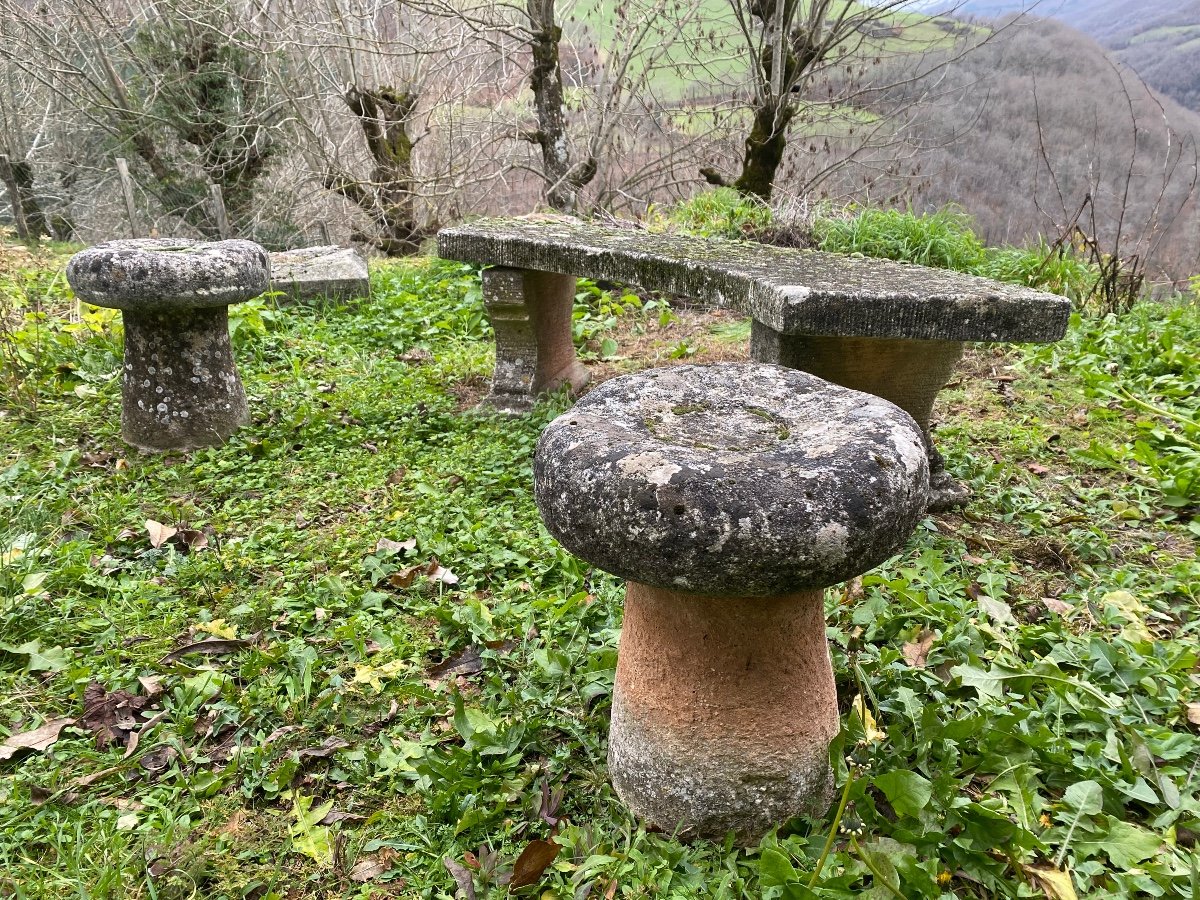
[115,158,140,238]
[209,183,231,239]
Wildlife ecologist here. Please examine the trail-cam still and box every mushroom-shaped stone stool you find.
[66,239,270,451]
[533,363,929,842]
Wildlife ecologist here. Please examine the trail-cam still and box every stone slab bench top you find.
[437,217,1071,343]
[269,245,370,303]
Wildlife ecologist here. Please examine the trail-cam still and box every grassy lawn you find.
[1,246,1198,898]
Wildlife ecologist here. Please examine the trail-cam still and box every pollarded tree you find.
[709,0,966,200]
[0,0,289,238]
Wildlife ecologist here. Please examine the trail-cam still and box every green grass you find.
[0,249,1198,898]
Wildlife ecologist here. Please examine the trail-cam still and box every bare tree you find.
[700,0,979,200]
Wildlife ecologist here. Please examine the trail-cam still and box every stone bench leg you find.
[751,323,968,512]
[481,267,590,414]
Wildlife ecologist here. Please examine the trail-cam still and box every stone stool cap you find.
[67,238,270,311]
[534,363,930,595]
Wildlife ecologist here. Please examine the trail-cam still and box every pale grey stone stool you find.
[67,239,269,451]
[532,362,929,842]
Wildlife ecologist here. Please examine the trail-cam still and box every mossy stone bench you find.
[436,216,1071,510]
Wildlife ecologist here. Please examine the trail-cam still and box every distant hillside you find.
[923,0,1200,113]
[856,15,1200,283]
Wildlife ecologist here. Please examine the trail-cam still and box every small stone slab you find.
[534,363,929,595]
[269,246,369,303]
[67,239,269,311]
[439,217,1071,343]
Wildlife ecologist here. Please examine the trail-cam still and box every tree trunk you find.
[732,98,795,201]
[0,153,50,239]
[330,85,422,256]
[527,0,595,213]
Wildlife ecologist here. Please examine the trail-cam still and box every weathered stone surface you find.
[532,362,930,843]
[269,245,370,303]
[66,238,269,311]
[753,326,970,511]
[120,307,249,450]
[534,363,929,596]
[66,238,267,450]
[438,217,1071,342]
[481,267,589,413]
[609,584,836,842]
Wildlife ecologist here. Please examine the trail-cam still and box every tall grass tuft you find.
[665,188,773,240]
[975,241,1099,303]
[812,206,986,272]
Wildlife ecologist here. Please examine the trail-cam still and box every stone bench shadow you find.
[437,216,1072,511]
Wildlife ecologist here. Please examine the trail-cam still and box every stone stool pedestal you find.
[533,363,929,842]
[66,239,270,451]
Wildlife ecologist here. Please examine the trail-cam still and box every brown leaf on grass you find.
[82,682,150,750]
[1025,463,1050,477]
[389,559,459,589]
[1186,703,1200,726]
[159,638,250,664]
[443,856,477,899]
[0,717,74,761]
[902,631,936,668]
[350,848,397,882]
[138,676,164,698]
[175,529,208,552]
[145,520,177,549]
[428,646,484,680]
[510,839,562,890]
[298,736,350,759]
[318,808,365,826]
[1043,598,1072,615]
[376,537,417,554]
[139,745,178,773]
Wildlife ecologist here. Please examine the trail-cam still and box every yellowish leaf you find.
[195,619,237,640]
[1021,862,1078,900]
[352,659,406,692]
[851,694,886,743]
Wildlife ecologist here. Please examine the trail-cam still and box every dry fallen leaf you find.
[1020,862,1079,900]
[902,630,936,668]
[428,646,484,680]
[145,520,177,549]
[349,848,397,882]
[82,682,150,750]
[510,839,562,890]
[1186,703,1200,726]
[0,717,74,761]
[1043,598,1072,615]
[159,638,250,664]
[376,537,417,554]
[298,736,350,759]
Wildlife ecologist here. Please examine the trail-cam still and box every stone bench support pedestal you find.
[121,306,249,450]
[66,238,270,451]
[752,325,968,508]
[533,363,929,843]
[439,217,1070,511]
[610,583,837,839]
[483,267,589,413]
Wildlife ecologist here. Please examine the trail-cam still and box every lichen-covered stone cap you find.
[534,363,930,595]
[67,239,270,311]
